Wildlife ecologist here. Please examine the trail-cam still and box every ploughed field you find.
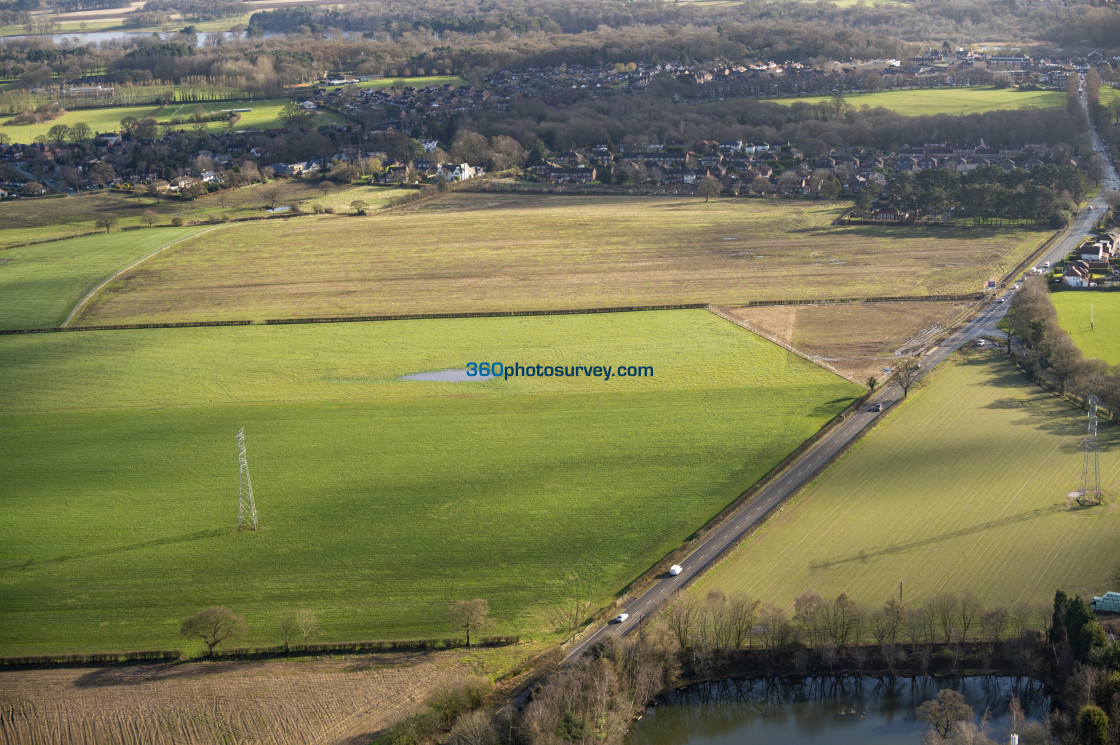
[0,309,861,655]
[71,194,1051,325]
[1051,290,1120,366]
[696,351,1120,612]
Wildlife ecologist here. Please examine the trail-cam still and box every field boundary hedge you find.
[0,296,987,336]
[0,635,520,669]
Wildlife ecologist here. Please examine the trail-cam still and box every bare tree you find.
[449,599,492,648]
[915,689,974,740]
[794,591,826,647]
[94,214,119,233]
[261,186,282,209]
[350,199,368,215]
[890,356,924,398]
[930,593,959,644]
[449,709,498,745]
[726,594,761,650]
[957,593,982,644]
[980,608,1008,655]
[180,606,247,656]
[663,595,697,651]
[698,175,721,202]
[297,609,319,645]
[279,611,297,652]
[141,210,158,228]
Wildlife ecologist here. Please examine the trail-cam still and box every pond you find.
[626,676,1049,745]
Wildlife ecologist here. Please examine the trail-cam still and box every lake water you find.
[626,676,1050,745]
[0,30,264,46]
[400,369,492,382]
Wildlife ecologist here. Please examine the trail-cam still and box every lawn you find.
[0,183,409,247]
[0,99,347,143]
[73,194,1052,325]
[0,226,211,329]
[695,352,1120,615]
[765,86,1066,116]
[1052,290,1120,366]
[0,309,862,655]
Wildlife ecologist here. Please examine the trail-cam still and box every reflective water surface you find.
[626,676,1050,745]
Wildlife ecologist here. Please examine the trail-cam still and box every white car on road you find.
[612,613,629,624]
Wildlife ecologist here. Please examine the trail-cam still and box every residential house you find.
[1062,261,1091,287]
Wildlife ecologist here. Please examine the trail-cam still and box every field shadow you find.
[0,528,227,573]
[809,504,1065,572]
[73,660,248,688]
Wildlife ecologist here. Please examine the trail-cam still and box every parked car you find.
[977,340,986,347]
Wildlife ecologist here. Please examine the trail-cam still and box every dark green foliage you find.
[557,711,590,742]
[1079,705,1108,745]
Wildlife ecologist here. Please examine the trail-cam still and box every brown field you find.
[723,300,973,380]
[0,650,478,745]
[74,193,1050,325]
[0,183,406,248]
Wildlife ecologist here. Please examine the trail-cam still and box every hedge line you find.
[0,635,520,669]
[0,296,984,337]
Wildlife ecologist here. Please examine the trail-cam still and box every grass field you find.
[154,99,346,133]
[72,194,1052,325]
[0,99,346,143]
[0,104,161,142]
[0,226,211,329]
[331,76,469,90]
[696,352,1120,612]
[1052,291,1120,366]
[765,86,1066,116]
[0,310,861,655]
[0,183,409,247]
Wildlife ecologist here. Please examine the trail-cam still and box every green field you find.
[696,352,1120,612]
[0,104,161,142]
[0,310,861,655]
[331,76,469,90]
[155,99,347,133]
[72,194,1052,325]
[0,226,211,329]
[1052,291,1120,366]
[0,99,346,143]
[766,86,1066,116]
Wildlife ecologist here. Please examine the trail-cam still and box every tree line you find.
[1009,274,1120,418]
[853,163,1089,227]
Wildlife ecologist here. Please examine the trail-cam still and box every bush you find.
[171,216,184,226]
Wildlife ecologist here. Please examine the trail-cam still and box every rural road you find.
[564,146,1112,662]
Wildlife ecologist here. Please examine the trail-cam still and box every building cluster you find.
[527,139,1055,193]
[1062,229,1120,288]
